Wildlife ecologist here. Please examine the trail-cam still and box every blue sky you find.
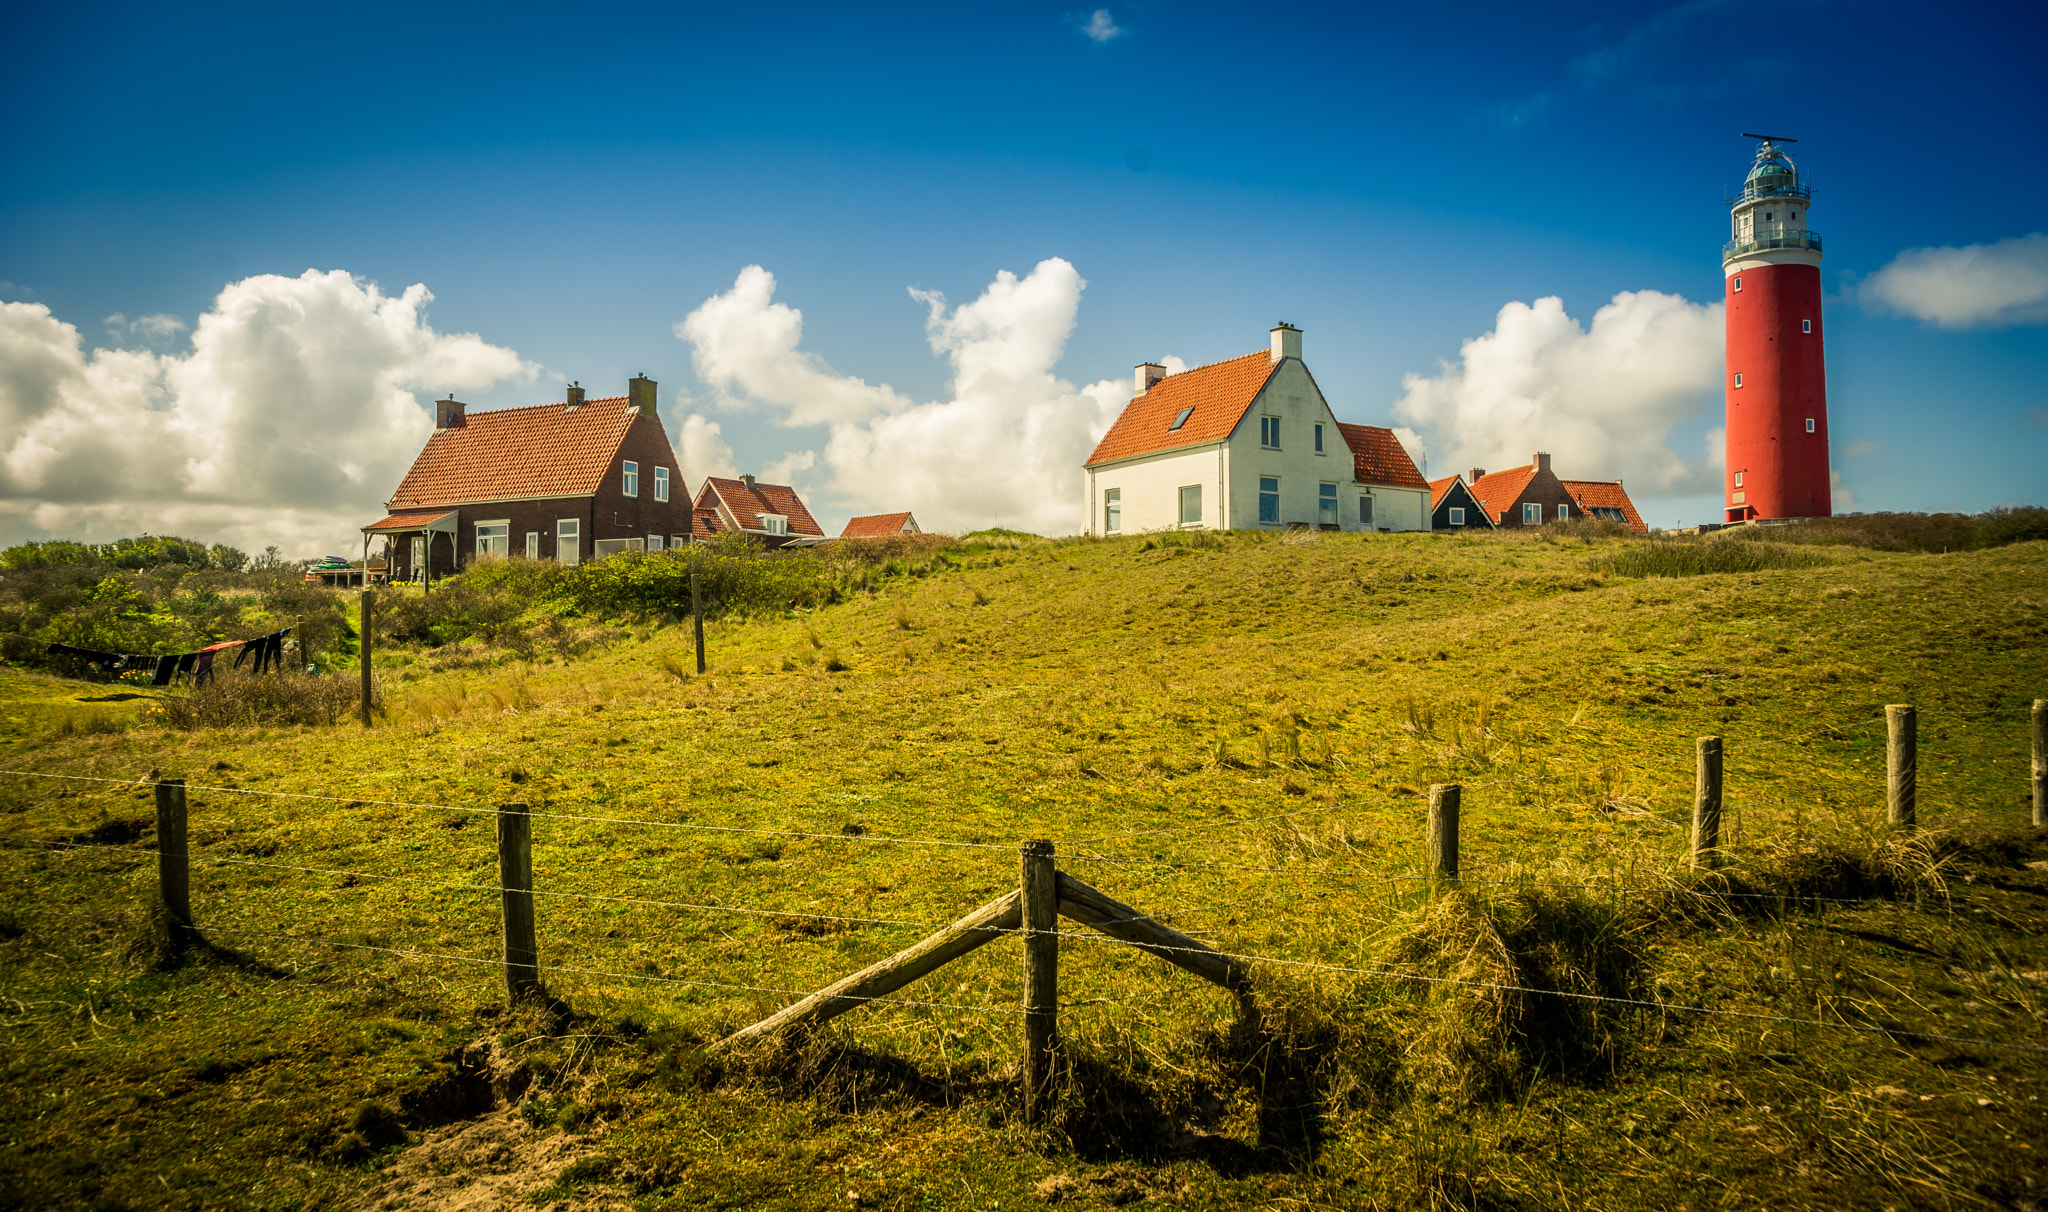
[2,0,2042,548]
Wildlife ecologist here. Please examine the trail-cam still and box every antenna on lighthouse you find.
[1741,133,1799,142]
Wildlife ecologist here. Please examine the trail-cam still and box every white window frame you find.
[1733,277,1742,292]
[1805,417,1816,434]
[622,460,639,497]
[1522,502,1541,524]
[556,518,580,567]
[653,466,669,502]
[648,534,664,552]
[1802,319,1812,334]
[1104,488,1121,533]
[1448,506,1465,525]
[1257,476,1280,524]
[759,514,788,536]
[1260,416,1281,450]
[1734,470,1745,488]
[1178,485,1202,525]
[524,531,540,559]
[1733,373,1744,388]
[1557,504,1570,521]
[474,520,510,559]
[1313,423,1325,454]
[1318,482,1338,527]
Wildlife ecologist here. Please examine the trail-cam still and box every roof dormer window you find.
[759,514,788,536]
[1169,407,1193,431]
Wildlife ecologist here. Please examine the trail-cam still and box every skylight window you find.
[1169,407,1193,431]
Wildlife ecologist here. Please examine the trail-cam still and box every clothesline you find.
[44,627,294,686]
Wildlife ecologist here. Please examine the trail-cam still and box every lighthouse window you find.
[1733,277,1743,292]
[1733,373,1744,388]
[1806,417,1816,433]
[1802,318,1812,333]
[1734,471,1745,488]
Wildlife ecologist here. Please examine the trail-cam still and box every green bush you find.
[1594,537,1831,578]
[561,536,842,619]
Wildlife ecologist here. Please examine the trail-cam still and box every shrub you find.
[561,538,841,619]
[1594,537,1830,578]
[157,669,364,729]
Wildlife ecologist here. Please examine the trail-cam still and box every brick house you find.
[691,476,826,549]
[1466,453,1587,530]
[1427,475,1496,530]
[840,512,921,538]
[362,376,691,581]
[1561,478,1648,533]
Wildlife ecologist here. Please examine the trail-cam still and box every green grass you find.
[2,526,2045,1209]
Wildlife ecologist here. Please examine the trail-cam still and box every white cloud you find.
[0,270,535,556]
[675,261,1130,534]
[133,313,187,339]
[671,412,738,489]
[1080,9,1123,41]
[1392,290,1724,493]
[1860,232,2048,330]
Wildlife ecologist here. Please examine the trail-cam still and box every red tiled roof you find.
[841,512,915,538]
[702,477,824,536]
[387,396,652,508]
[1467,466,1539,523]
[686,505,724,540]
[1084,351,1277,467]
[361,511,452,532]
[1561,479,1649,533]
[1427,476,1462,510]
[1337,423,1428,490]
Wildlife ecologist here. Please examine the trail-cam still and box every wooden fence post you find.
[1021,839,1058,1124]
[498,803,542,1002]
[2032,699,2045,829]
[359,592,373,728]
[1692,736,1723,869]
[155,779,189,938]
[691,572,707,675]
[1428,784,1460,881]
[1886,704,1916,828]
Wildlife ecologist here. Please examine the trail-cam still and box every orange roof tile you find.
[703,477,825,536]
[1467,466,1539,523]
[387,396,654,508]
[1427,475,1462,510]
[360,510,453,532]
[1084,351,1277,466]
[1560,479,1649,533]
[841,512,915,538]
[1337,423,1428,489]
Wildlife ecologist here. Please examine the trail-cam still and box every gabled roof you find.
[1561,479,1649,533]
[1467,466,1540,522]
[1427,476,1463,510]
[1337,423,1428,490]
[841,512,916,538]
[1084,351,1277,467]
[702,477,824,536]
[361,510,453,532]
[387,396,655,508]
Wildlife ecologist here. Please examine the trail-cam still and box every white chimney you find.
[1270,322,1302,364]
[1134,362,1167,394]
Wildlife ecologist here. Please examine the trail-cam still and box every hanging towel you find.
[191,640,241,688]
[45,643,141,673]
[152,655,179,686]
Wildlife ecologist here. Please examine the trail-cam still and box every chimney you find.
[627,373,657,414]
[741,473,757,491]
[1270,322,1302,364]
[1134,362,1167,394]
[1534,452,1551,473]
[434,394,465,429]
[1468,468,1486,484]
[564,381,585,412]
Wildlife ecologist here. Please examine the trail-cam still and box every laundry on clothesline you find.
[44,644,154,674]
[50,627,296,686]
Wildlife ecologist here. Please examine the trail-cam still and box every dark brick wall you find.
[384,412,688,579]
[1489,469,1580,530]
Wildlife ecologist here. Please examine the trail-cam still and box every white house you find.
[1082,325,1431,535]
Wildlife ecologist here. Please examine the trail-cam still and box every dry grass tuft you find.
[157,670,362,729]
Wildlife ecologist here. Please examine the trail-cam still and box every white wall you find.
[1085,443,1227,533]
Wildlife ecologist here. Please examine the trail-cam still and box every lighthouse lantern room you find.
[1723,136,1831,522]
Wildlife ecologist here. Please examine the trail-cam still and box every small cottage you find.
[841,512,922,539]
[1426,475,1495,530]
[1466,454,1585,530]
[1561,479,1648,533]
[692,476,826,548]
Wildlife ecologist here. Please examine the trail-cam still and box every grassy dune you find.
[2,527,2045,1210]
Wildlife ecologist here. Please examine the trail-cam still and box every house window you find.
[1557,504,1570,521]
[410,536,424,578]
[556,518,580,566]
[654,466,669,502]
[1104,488,1121,532]
[1179,485,1202,524]
[1258,476,1280,523]
[1260,416,1281,449]
[1448,506,1465,525]
[1522,502,1541,524]
[474,521,509,558]
[1734,470,1745,488]
[1168,407,1193,431]
[1359,495,1373,525]
[648,534,664,552]
[1313,423,1325,454]
[1733,373,1743,388]
[622,460,639,497]
[1805,417,1816,433]
[1802,319,1812,334]
[1318,482,1337,527]
[524,531,540,559]
[759,515,788,536]
[671,534,688,548]
[1733,277,1742,292]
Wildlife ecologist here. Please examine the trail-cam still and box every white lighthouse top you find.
[1724,138,1820,272]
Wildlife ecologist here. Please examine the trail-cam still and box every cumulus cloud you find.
[677,261,1130,534]
[0,270,535,555]
[671,412,738,488]
[1860,232,2048,329]
[1079,9,1123,41]
[1392,290,1724,494]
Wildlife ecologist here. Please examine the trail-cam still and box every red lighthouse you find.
[1723,136,1830,521]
